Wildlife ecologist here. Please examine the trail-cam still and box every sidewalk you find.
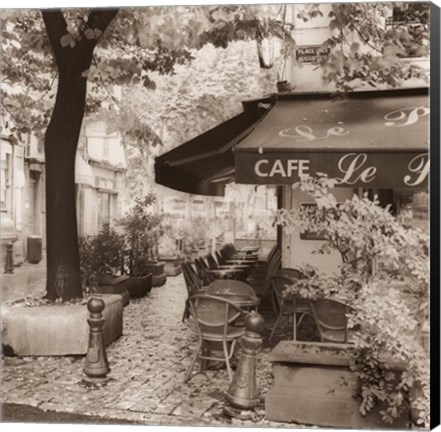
[1,272,300,428]
[1,258,46,303]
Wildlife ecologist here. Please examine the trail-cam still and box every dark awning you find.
[155,97,272,196]
[155,88,429,195]
[235,88,429,188]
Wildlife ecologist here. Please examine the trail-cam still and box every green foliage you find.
[118,194,164,275]
[317,2,430,91]
[175,216,213,259]
[78,223,125,291]
[274,174,429,426]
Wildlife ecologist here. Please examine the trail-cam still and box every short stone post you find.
[226,311,264,410]
[83,297,110,384]
[4,242,14,274]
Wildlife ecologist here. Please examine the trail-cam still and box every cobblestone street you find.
[2,272,299,428]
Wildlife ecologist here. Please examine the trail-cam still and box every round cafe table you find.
[206,280,260,310]
[207,268,245,280]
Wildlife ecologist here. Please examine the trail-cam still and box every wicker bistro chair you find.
[309,299,350,344]
[269,274,312,341]
[181,261,207,322]
[184,294,246,382]
[247,248,282,298]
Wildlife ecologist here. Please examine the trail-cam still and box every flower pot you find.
[265,341,409,429]
[124,273,152,298]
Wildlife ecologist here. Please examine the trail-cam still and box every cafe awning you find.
[154,97,272,196]
[155,88,429,195]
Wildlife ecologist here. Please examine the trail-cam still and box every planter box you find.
[124,274,152,298]
[145,261,165,275]
[145,262,167,287]
[2,294,123,356]
[152,273,166,287]
[160,256,182,277]
[96,275,130,306]
[265,341,409,429]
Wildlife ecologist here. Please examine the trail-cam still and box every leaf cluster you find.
[274,174,429,426]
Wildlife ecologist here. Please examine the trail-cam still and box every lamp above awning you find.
[155,88,429,195]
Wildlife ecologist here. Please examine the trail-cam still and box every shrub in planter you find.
[274,174,429,427]
[79,224,129,304]
[176,216,214,260]
[119,194,165,289]
[158,232,182,276]
[266,341,409,429]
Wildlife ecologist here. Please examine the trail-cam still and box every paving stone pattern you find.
[1,274,303,428]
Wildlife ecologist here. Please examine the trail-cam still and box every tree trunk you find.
[44,70,87,301]
[41,9,118,301]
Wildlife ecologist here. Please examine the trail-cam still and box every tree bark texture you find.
[42,9,118,300]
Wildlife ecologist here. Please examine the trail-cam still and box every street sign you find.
[296,45,330,63]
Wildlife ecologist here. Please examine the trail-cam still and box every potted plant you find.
[177,216,212,261]
[119,194,165,289]
[158,229,182,277]
[269,174,429,428]
[79,223,130,306]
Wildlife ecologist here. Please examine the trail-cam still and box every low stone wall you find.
[2,294,123,356]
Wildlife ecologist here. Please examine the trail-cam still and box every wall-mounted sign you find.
[235,152,429,189]
[296,45,330,63]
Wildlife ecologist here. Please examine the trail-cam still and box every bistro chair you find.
[181,261,207,322]
[205,252,250,281]
[247,248,281,298]
[309,299,350,344]
[184,294,245,382]
[247,245,279,280]
[269,274,311,341]
[194,257,214,285]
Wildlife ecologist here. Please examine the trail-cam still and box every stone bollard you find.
[83,297,110,384]
[226,311,265,409]
[4,242,14,274]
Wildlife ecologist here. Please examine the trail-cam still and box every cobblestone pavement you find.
[1,273,304,428]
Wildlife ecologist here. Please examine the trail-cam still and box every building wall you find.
[1,131,28,263]
[77,121,127,237]
[277,3,429,273]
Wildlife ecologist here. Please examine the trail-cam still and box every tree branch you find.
[87,9,119,33]
[41,9,67,63]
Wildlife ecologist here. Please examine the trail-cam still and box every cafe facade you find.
[155,87,430,274]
